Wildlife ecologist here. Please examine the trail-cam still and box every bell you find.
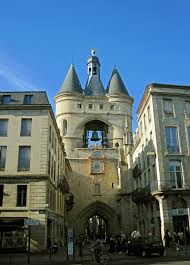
[90,131,100,141]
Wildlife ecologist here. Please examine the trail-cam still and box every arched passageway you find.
[74,201,117,238]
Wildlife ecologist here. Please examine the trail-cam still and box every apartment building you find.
[132,83,190,243]
[0,92,72,252]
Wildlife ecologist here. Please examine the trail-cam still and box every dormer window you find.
[110,104,115,110]
[99,104,103,110]
[92,66,97,75]
[77,103,82,109]
[88,104,93,109]
[1,95,11,104]
[24,95,33,104]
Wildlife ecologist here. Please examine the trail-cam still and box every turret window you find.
[63,120,67,136]
[92,66,97,75]
[99,104,103,110]
[89,67,91,75]
[110,104,115,110]
[88,104,93,109]
[77,103,82,109]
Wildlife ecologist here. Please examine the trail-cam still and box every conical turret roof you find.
[107,68,129,96]
[58,64,83,94]
[85,76,106,96]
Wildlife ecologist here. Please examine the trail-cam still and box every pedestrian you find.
[164,229,171,248]
[175,232,181,251]
[109,234,115,253]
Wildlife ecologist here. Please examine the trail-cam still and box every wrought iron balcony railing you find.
[132,164,142,178]
[132,180,190,202]
[57,174,70,193]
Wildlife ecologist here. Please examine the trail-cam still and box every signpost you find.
[67,227,74,260]
[24,219,40,264]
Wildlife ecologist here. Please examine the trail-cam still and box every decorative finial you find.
[91,48,96,56]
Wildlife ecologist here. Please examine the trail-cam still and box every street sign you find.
[67,227,73,256]
[24,218,40,226]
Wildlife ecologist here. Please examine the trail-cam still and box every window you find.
[163,99,174,117]
[110,104,115,110]
[48,151,51,174]
[1,95,11,104]
[165,127,179,154]
[17,185,27,206]
[88,104,93,109]
[150,131,152,140]
[0,146,7,171]
[0,185,4,206]
[140,121,143,136]
[186,102,190,117]
[147,106,151,123]
[99,104,103,110]
[94,183,100,195]
[77,103,82,109]
[20,119,32,136]
[89,67,91,75]
[23,95,33,104]
[169,161,182,189]
[92,66,97,75]
[49,126,51,142]
[0,119,8,136]
[187,127,190,147]
[18,146,31,171]
[143,114,146,131]
[63,120,67,136]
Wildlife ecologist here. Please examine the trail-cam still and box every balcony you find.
[131,188,145,202]
[132,180,190,202]
[57,175,70,193]
[166,146,180,155]
[150,180,190,193]
[132,164,142,178]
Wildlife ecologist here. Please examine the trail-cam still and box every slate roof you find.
[58,64,83,94]
[0,91,49,105]
[107,68,129,96]
[85,75,106,96]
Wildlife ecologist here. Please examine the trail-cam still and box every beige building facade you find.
[54,51,135,238]
[0,92,72,252]
[132,83,190,243]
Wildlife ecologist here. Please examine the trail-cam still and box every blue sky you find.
[0,0,190,129]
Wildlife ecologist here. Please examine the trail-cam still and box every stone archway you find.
[74,201,118,237]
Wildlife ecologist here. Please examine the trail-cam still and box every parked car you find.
[126,236,165,257]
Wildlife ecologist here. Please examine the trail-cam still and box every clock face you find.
[91,159,104,174]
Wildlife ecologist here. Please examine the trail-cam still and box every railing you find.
[132,180,190,202]
[57,175,69,193]
[132,164,141,178]
[166,146,180,154]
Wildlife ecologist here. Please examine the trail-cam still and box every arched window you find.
[92,66,97,75]
[63,120,67,136]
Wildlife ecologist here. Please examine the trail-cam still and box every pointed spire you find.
[107,68,129,96]
[59,64,83,94]
[84,50,106,96]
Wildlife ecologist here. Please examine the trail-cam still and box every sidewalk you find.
[1,245,190,265]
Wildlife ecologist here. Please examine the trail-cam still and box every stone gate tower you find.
[54,50,134,237]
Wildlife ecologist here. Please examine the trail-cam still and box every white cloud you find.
[0,64,39,91]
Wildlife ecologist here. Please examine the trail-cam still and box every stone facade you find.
[54,51,135,237]
[0,92,71,252]
[132,84,190,243]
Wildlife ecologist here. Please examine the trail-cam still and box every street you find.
[1,252,190,265]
